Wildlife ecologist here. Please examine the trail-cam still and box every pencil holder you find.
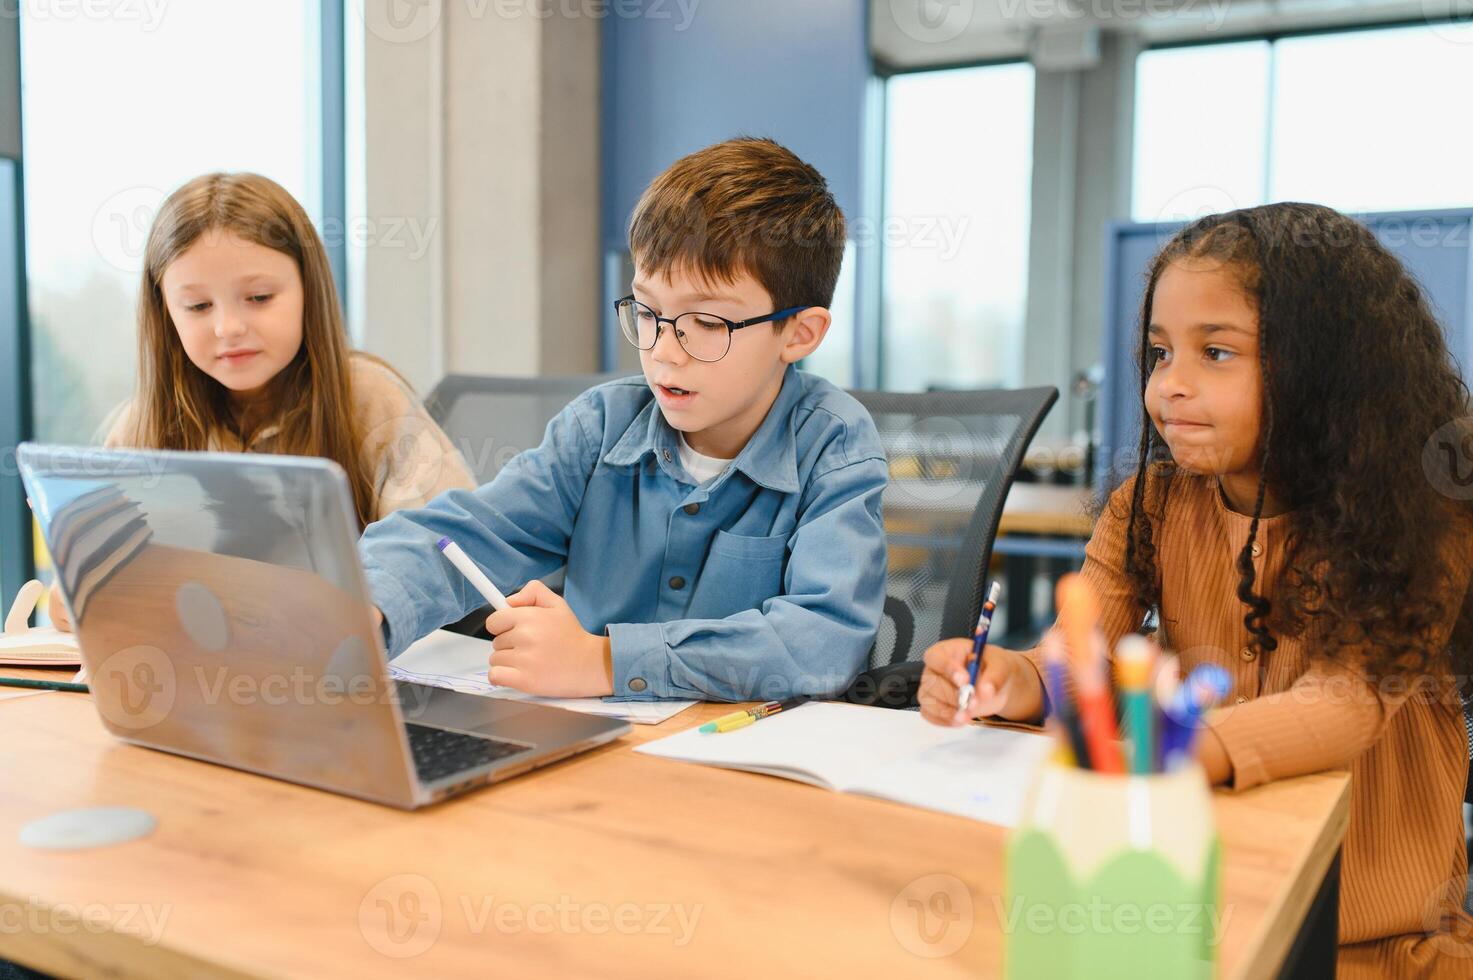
[1004,759,1221,979]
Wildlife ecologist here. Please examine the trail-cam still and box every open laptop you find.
[17,442,630,809]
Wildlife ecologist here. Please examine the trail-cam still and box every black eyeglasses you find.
[614,295,807,363]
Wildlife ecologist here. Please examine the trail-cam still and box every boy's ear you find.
[779,307,832,364]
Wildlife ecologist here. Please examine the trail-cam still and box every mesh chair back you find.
[425,373,626,484]
[846,387,1058,670]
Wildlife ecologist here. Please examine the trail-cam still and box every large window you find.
[881,63,1034,391]
[1134,22,1473,222]
[8,1,332,612]
[21,0,325,447]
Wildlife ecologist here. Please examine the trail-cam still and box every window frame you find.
[0,1,347,614]
[874,55,1035,392]
[1133,14,1473,220]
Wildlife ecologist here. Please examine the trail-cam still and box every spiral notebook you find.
[636,701,1056,827]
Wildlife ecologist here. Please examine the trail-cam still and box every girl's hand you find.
[47,580,71,634]
[918,640,1042,727]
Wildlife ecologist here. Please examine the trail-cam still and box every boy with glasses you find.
[358,137,888,701]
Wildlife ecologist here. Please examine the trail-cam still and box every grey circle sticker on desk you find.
[20,807,157,850]
[175,581,229,651]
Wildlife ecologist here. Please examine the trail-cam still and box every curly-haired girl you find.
[920,203,1473,976]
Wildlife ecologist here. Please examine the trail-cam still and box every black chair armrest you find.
[842,660,924,709]
[442,604,493,641]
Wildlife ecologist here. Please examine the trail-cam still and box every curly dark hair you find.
[1117,202,1473,677]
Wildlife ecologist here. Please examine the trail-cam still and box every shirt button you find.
[683,503,700,515]
[1235,695,1248,705]
[662,449,672,462]
[669,576,686,590]
[629,677,647,692]
[1250,542,1262,557]
[1240,647,1256,661]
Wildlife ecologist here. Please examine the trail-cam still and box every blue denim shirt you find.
[358,365,889,701]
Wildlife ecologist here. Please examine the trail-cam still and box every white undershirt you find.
[676,433,733,485]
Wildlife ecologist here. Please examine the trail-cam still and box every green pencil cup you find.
[1004,758,1222,979]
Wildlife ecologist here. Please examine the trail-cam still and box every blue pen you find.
[957,581,1002,712]
[1160,663,1231,771]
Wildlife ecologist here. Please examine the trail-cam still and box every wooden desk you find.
[997,483,1095,539]
[0,669,1348,979]
[883,480,1093,539]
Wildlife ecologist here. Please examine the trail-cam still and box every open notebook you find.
[636,701,1056,827]
[0,629,80,667]
[2,580,81,667]
[389,629,697,726]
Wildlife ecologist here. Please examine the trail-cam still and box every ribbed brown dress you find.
[1025,469,1473,977]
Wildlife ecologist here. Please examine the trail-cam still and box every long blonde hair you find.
[126,172,379,527]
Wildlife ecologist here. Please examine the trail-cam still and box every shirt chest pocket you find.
[689,529,789,618]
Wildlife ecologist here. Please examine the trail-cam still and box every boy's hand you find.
[918,639,1043,727]
[484,580,614,697]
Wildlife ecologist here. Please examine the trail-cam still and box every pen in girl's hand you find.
[957,581,1002,711]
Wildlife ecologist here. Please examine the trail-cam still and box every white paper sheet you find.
[388,629,697,725]
[637,701,1055,827]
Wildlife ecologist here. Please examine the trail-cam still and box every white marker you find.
[436,536,510,611]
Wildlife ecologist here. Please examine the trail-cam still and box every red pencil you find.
[1056,574,1124,774]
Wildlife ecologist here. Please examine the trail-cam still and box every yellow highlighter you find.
[714,712,757,733]
[699,696,810,734]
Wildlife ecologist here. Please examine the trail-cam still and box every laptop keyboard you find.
[405,722,532,783]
